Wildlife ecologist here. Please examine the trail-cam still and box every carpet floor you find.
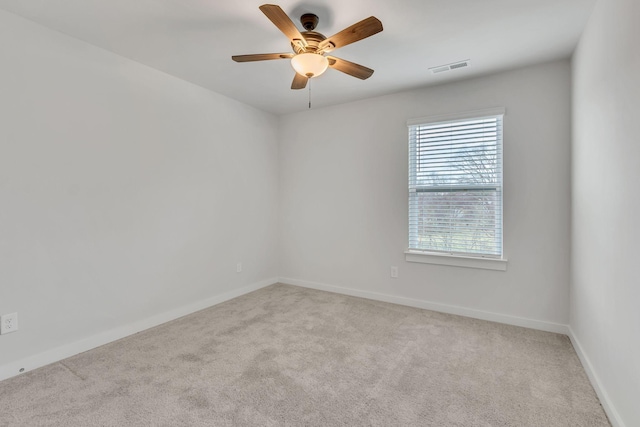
[0,284,609,426]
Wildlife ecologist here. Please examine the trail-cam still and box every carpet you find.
[0,284,609,426]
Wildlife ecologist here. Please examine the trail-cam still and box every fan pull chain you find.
[308,79,312,109]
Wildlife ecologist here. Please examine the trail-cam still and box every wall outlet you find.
[236,262,242,273]
[1,312,18,334]
[390,266,398,278]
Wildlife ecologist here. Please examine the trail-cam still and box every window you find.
[407,108,504,261]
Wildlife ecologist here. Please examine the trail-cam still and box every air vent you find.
[429,60,471,74]
[431,66,450,74]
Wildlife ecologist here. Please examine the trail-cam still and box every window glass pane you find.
[408,114,503,257]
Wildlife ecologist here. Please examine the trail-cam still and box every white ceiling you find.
[0,0,595,115]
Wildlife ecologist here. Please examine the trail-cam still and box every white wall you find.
[571,0,640,425]
[0,10,279,372]
[279,60,572,327]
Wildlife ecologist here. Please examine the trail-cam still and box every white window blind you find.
[408,109,504,258]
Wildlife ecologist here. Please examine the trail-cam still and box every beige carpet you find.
[0,284,609,426]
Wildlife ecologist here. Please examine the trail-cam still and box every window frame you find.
[405,107,507,271]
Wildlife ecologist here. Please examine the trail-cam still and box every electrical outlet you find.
[236,262,242,273]
[390,266,398,278]
[1,312,18,335]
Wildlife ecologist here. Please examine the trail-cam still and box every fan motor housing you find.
[292,31,326,54]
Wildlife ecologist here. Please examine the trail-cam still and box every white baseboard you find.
[279,277,570,335]
[0,277,278,382]
[568,327,625,427]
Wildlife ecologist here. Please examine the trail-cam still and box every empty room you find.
[0,0,638,426]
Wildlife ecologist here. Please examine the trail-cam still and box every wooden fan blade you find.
[327,56,374,80]
[232,53,294,62]
[319,16,382,52]
[291,73,308,89]
[259,4,307,48]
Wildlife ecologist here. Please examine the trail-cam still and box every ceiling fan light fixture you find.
[232,5,382,90]
[291,53,328,78]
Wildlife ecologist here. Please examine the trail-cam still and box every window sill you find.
[404,250,508,271]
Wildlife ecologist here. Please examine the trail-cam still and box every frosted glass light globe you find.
[291,53,329,78]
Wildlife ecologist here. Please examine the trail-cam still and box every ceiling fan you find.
[232,4,383,90]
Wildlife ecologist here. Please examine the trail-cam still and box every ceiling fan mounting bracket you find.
[300,13,319,31]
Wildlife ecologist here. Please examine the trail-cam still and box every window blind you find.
[408,111,503,257]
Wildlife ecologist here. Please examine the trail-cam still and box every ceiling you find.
[0,0,595,115]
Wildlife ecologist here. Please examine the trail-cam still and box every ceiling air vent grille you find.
[431,66,450,74]
[429,60,471,74]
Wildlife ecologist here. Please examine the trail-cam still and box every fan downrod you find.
[300,13,319,31]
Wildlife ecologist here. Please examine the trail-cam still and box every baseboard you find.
[279,277,570,335]
[0,277,278,382]
[568,327,625,427]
